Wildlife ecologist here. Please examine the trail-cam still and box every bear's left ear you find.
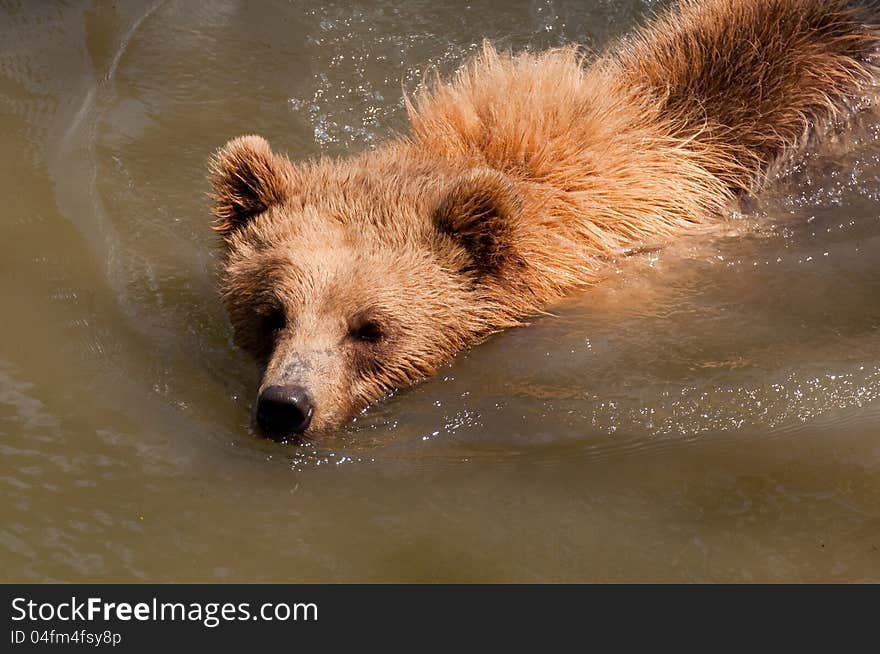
[209,134,292,235]
[432,168,524,278]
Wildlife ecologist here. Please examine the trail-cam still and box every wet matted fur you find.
[210,0,880,438]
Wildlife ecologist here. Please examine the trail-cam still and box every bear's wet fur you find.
[210,0,880,439]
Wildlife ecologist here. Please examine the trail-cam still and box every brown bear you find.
[210,0,880,441]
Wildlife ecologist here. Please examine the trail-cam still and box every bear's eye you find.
[348,318,384,343]
[262,308,287,335]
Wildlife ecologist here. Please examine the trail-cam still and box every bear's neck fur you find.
[381,0,880,311]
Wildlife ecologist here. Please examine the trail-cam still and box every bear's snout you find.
[256,384,314,440]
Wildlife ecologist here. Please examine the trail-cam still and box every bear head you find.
[209,135,529,441]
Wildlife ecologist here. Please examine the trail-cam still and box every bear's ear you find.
[209,135,291,235]
[432,168,524,278]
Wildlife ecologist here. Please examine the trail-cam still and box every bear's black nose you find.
[256,384,314,439]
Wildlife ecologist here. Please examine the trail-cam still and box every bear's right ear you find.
[209,135,291,235]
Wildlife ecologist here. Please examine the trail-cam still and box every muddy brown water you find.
[2,0,879,582]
